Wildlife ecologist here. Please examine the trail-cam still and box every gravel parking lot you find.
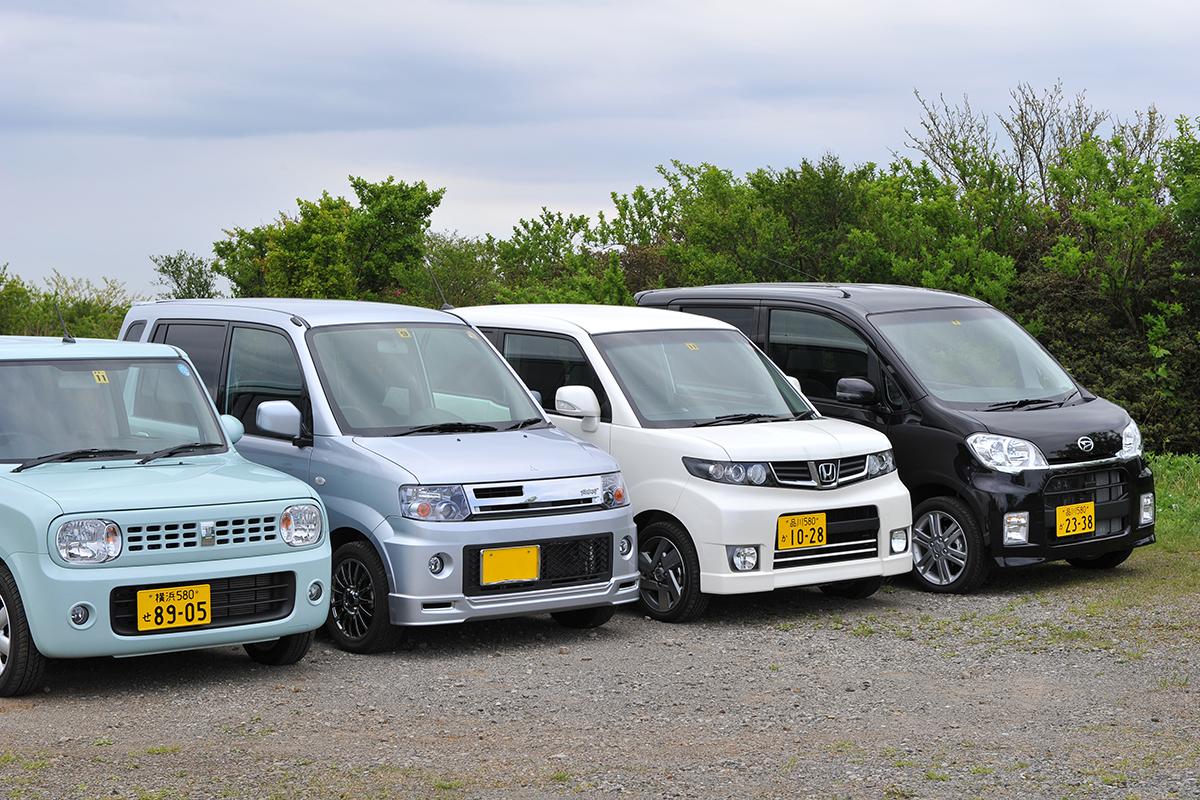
[1,548,1197,800]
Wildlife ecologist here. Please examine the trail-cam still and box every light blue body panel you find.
[120,300,640,625]
[0,337,331,661]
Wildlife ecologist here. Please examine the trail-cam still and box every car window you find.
[502,332,611,422]
[155,322,227,396]
[122,321,146,342]
[225,327,305,437]
[680,306,755,338]
[767,309,871,400]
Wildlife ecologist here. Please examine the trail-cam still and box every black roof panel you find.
[636,283,991,315]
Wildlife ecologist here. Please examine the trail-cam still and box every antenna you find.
[54,300,76,344]
[421,256,453,310]
[760,256,851,297]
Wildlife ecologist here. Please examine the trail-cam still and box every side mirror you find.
[529,389,543,406]
[256,400,302,438]
[555,385,602,433]
[786,376,802,394]
[836,377,878,406]
[220,414,245,445]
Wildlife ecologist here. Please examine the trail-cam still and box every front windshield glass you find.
[870,307,1077,406]
[308,323,544,435]
[0,358,226,463]
[593,329,812,428]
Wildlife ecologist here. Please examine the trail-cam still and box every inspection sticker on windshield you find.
[92,370,109,384]
[395,328,411,338]
[177,363,191,377]
[686,343,699,351]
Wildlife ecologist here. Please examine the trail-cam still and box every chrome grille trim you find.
[466,475,607,519]
[769,456,871,490]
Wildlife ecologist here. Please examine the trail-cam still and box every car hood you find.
[0,456,313,515]
[353,426,619,484]
[677,417,892,461]
[964,397,1132,463]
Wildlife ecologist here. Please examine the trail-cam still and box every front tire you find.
[551,605,616,629]
[636,520,707,623]
[819,576,883,600]
[243,631,314,666]
[326,541,402,654]
[0,563,47,698]
[1067,548,1133,570]
[911,497,990,594]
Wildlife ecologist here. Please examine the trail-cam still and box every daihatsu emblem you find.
[816,461,839,485]
[199,521,216,547]
[1077,436,1095,453]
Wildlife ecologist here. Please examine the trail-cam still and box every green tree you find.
[150,250,224,299]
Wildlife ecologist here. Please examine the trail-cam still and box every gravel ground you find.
[1,551,1197,800]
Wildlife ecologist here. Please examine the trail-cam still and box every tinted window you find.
[225,327,305,437]
[680,306,755,338]
[768,310,870,400]
[122,321,146,342]
[156,323,227,395]
[502,333,611,422]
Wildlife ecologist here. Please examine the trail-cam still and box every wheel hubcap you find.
[0,593,9,677]
[913,510,969,586]
[639,536,685,613]
[331,558,374,640]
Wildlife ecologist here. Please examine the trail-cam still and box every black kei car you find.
[636,283,1156,593]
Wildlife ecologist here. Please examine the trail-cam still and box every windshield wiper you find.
[503,417,546,431]
[13,448,138,473]
[692,413,785,427]
[392,422,500,436]
[985,391,1077,412]
[1026,389,1081,409]
[138,442,225,464]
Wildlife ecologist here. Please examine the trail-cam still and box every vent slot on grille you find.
[109,572,295,635]
[463,534,612,596]
[125,517,278,552]
[770,455,871,489]
[473,485,524,499]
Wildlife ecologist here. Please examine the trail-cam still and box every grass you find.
[549,770,571,783]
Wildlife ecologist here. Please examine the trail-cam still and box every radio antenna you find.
[54,299,76,344]
[422,256,452,310]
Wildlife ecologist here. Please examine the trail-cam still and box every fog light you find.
[428,554,445,575]
[1140,493,1155,525]
[730,546,758,572]
[69,604,89,626]
[619,535,633,557]
[889,527,909,554]
[1004,512,1030,544]
[307,581,323,603]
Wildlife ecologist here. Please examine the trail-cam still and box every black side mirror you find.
[836,377,878,405]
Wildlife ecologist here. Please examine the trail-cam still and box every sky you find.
[1,0,1196,293]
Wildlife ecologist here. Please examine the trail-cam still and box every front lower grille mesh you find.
[773,505,880,569]
[110,572,294,635]
[463,534,612,596]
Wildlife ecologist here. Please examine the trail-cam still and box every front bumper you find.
[377,506,639,625]
[669,472,913,595]
[968,458,1156,566]
[11,546,330,659]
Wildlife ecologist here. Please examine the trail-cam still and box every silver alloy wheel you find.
[913,510,969,586]
[639,535,686,613]
[0,592,9,677]
[331,557,375,640]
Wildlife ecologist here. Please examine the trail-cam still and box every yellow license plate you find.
[136,583,211,631]
[480,545,540,585]
[777,512,828,550]
[1056,501,1096,537]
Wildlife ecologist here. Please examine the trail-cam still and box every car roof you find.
[457,304,736,335]
[0,336,180,361]
[129,298,458,327]
[637,283,991,314]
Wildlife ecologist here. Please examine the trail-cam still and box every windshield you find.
[308,323,544,435]
[870,307,1077,406]
[0,358,226,463]
[593,329,812,428]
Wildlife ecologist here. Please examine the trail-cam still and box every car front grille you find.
[110,572,295,635]
[125,516,279,553]
[770,455,871,489]
[1044,468,1130,544]
[463,534,612,597]
[773,505,880,569]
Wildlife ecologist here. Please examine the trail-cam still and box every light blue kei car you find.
[0,336,330,697]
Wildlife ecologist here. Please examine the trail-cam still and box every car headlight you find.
[56,519,122,563]
[683,457,774,486]
[280,503,323,546]
[966,433,1049,474]
[1117,420,1142,459]
[400,485,471,521]
[866,449,897,478]
[601,472,629,508]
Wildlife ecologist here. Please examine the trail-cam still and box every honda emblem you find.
[816,461,839,485]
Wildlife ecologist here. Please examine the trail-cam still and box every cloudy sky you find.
[1,0,1196,292]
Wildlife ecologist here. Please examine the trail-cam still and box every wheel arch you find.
[633,509,689,535]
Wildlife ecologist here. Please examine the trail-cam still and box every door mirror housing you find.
[220,414,245,445]
[836,377,878,405]
[785,375,803,394]
[555,385,602,433]
[256,400,302,438]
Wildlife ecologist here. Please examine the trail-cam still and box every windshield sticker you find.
[686,343,699,351]
[396,328,412,339]
[951,320,962,326]
[466,329,478,339]
[92,370,109,384]
[177,363,192,377]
